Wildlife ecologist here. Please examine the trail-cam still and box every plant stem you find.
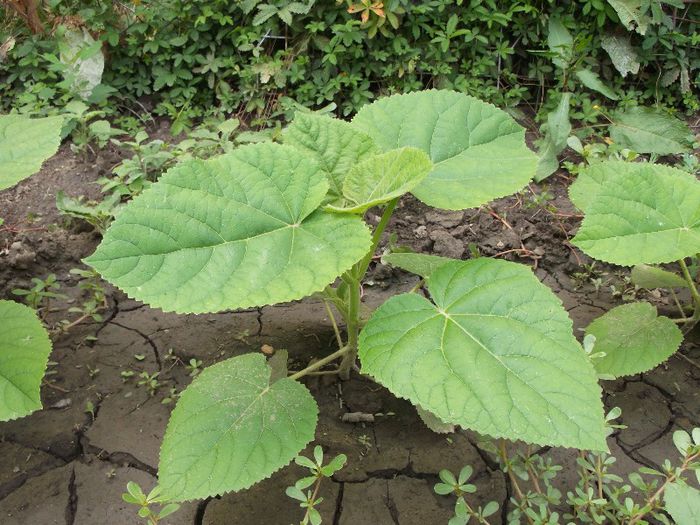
[302,477,324,525]
[678,258,700,333]
[498,441,535,525]
[337,279,360,380]
[323,299,344,349]
[288,346,350,381]
[355,198,399,280]
[628,450,700,525]
[337,198,400,380]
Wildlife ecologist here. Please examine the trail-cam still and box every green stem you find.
[288,346,350,381]
[355,198,399,279]
[337,199,399,379]
[679,259,700,332]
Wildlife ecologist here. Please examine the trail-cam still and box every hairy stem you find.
[323,299,344,349]
[355,198,399,279]
[288,346,350,381]
[302,476,324,524]
[679,259,700,333]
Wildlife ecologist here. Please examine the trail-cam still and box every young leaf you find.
[326,147,432,213]
[158,353,318,500]
[630,264,688,289]
[382,252,453,278]
[585,303,683,378]
[85,143,371,313]
[416,405,455,434]
[283,112,378,202]
[0,300,53,421]
[609,107,692,155]
[575,69,619,100]
[359,259,607,451]
[665,482,700,525]
[351,90,537,210]
[571,162,700,265]
[0,115,63,191]
[535,92,572,181]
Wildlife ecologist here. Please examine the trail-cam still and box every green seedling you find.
[122,482,180,525]
[12,273,66,311]
[286,446,347,524]
[137,372,162,396]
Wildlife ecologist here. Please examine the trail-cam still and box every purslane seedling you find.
[0,114,62,422]
[86,90,610,507]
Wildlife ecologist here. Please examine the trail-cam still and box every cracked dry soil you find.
[1,144,699,524]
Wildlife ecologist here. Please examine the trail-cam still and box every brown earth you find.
[0,143,698,525]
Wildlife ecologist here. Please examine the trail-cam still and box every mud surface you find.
[1,145,699,524]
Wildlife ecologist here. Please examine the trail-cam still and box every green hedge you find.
[1,0,698,119]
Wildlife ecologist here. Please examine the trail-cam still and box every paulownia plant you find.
[85,90,608,504]
[0,114,63,421]
[569,160,700,379]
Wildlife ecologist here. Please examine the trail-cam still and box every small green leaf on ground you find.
[630,264,688,289]
[585,302,683,378]
[0,300,53,421]
[159,353,318,500]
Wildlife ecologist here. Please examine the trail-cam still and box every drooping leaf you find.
[609,107,692,155]
[326,148,432,213]
[606,0,650,35]
[575,69,619,100]
[382,252,454,278]
[267,349,289,383]
[283,112,377,202]
[631,264,688,289]
[571,162,700,265]
[665,482,700,525]
[416,405,455,434]
[85,143,371,313]
[585,302,682,378]
[351,90,537,210]
[601,34,640,77]
[159,353,318,500]
[359,259,607,450]
[0,300,52,421]
[547,17,573,69]
[0,115,63,191]
[535,93,572,182]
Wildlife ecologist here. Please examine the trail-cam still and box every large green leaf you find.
[606,0,650,35]
[283,112,377,202]
[547,17,573,69]
[585,302,682,378]
[85,143,371,313]
[326,148,432,213]
[665,482,700,525]
[630,264,688,289]
[569,161,686,212]
[359,259,607,450]
[601,34,640,77]
[0,115,63,191]
[571,162,700,265]
[0,300,52,421]
[351,90,537,210]
[575,69,619,100]
[382,252,454,278]
[609,107,692,155]
[159,353,318,500]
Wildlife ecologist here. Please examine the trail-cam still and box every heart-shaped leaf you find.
[585,302,683,378]
[326,147,432,213]
[0,300,52,421]
[359,259,607,450]
[86,143,371,313]
[571,161,700,265]
[283,112,377,202]
[0,115,63,191]
[351,90,537,210]
[159,353,318,500]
